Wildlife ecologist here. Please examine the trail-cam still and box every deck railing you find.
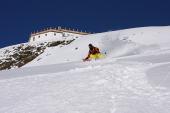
[30,26,91,36]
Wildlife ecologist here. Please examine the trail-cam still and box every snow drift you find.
[0,26,170,113]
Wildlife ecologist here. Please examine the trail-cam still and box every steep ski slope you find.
[0,26,170,113]
[25,26,170,67]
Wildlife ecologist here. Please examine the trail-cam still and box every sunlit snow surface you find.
[0,26,170,113]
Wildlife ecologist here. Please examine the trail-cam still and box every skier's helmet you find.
[88,43,93,47]
[88,44,93,49]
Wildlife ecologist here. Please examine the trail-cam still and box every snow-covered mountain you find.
[0,26,170,113]
[25,26,170,67]
[0,39,75,70]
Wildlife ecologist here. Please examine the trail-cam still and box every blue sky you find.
[0,0,170,48]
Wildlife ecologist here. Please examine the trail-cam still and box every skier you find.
[83,44,104,61]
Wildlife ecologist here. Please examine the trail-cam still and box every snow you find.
[0,42,42,60]
[25,26,170,67]
[0,60,170,113]
[0,26,170,113]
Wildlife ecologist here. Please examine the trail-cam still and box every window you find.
[33,37,35,41]
[38,35,40,38]
[62,33,65,37]
[54,33,56,36]
[62,33,69,37]
[45,34,47,36]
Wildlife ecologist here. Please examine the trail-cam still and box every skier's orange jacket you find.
[85,47,100,60]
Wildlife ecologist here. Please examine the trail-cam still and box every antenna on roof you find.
[58,26,61,30]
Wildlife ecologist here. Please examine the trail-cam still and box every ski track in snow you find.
[1,26,170,113]
[0,61,170,113]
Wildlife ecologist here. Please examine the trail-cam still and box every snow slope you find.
[25,26,170,67]
[0,26,170,113]
[0,59,170,113]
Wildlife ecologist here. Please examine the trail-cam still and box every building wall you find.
[29,32,82,43]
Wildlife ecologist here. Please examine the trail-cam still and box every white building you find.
[29,27,90,43]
